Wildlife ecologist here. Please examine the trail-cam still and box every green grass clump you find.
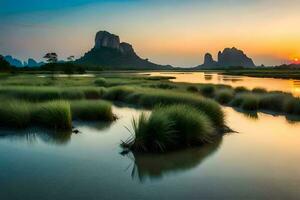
[104,86,225,127]
[199,85,215,97]
[186,86,198,93]
[61,90,85,100]
[258,93,291,112]
[234,86,249,93]
[149,83,177,90]
[0,101,31,128]
[214,89,234,104]
[283,98,300,115]
[122,104,216,153]
[252,87,267,93]
[231,94,259,111]
[33,101,72,131]
[94,78,107,87]
[71,100,114,121]
[240,95,259,111]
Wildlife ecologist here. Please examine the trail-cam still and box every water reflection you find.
[126,137,222,182]
[0,128,72,145]
[147,72,300,97]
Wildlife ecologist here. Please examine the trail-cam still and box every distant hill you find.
[0,55,14,71]
[4,55,44,67]
[195,47,256,69]
[76,31,173,70]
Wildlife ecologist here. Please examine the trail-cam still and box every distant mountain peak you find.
[197,47,255,68]
[77,30,172,70]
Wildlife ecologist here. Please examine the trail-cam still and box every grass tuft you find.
[123,104,217,153]
[71,100,114,121]
[214,89,234,104]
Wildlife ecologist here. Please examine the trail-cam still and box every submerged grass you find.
[122,104,217,153]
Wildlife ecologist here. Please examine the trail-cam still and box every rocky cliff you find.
[77,31,172,70]
[218,47,255,67]
[196,47,255,68]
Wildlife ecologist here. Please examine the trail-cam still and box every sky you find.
[1,0,300,67]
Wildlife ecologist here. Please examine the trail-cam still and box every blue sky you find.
[1,0,300,66]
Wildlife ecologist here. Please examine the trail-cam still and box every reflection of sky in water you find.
[1,106,300,199]
[148,72,300,97]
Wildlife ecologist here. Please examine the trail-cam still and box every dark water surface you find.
[1,106,300,200]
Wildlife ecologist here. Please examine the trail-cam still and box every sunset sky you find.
[1,0,300,67]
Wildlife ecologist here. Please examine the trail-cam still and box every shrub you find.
[71,100,114,121]
[214,89,234,104]
[122,104,216,152]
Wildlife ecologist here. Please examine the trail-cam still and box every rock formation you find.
[196,47,255,68]
[77,30,172,70]
[217,47,255,67]
[94,31,120,50]
[202,53,218,67]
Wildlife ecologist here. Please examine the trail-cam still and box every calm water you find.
[1,104,300,200]
[148,72,300,97]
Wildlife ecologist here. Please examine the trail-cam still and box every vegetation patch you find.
[214,89,234,104]
[103,86,225,127]
[71,100,114,121]
[122,104,219,153]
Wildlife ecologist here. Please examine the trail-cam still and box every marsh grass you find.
[32,101,72,131]
[234,86,249,93]
[252,87,267,93]
[104,86,224,127]
[94,78,107,87]
[71,100,114,121]
[231,94,259,111]
[0,86,106,101]
[122,104,217,153]
[186,86,198,93]
[214,89,234,104]
[199,85,215,97]
[0,100,31,128]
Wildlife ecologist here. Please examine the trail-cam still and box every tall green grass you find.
[214,89,234,104]
[71,100,114,121]
[0,86,106,101]
[0,101,31,128]
[122,104,217,153]
[0,99,114,130]
[33,101,72,131]
[103,86,225,127]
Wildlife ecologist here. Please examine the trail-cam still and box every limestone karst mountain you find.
[76,31,172,69]
[197,47,256,68]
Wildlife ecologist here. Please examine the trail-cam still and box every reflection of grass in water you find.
[127,137,222,182]
[0,128,72,145]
